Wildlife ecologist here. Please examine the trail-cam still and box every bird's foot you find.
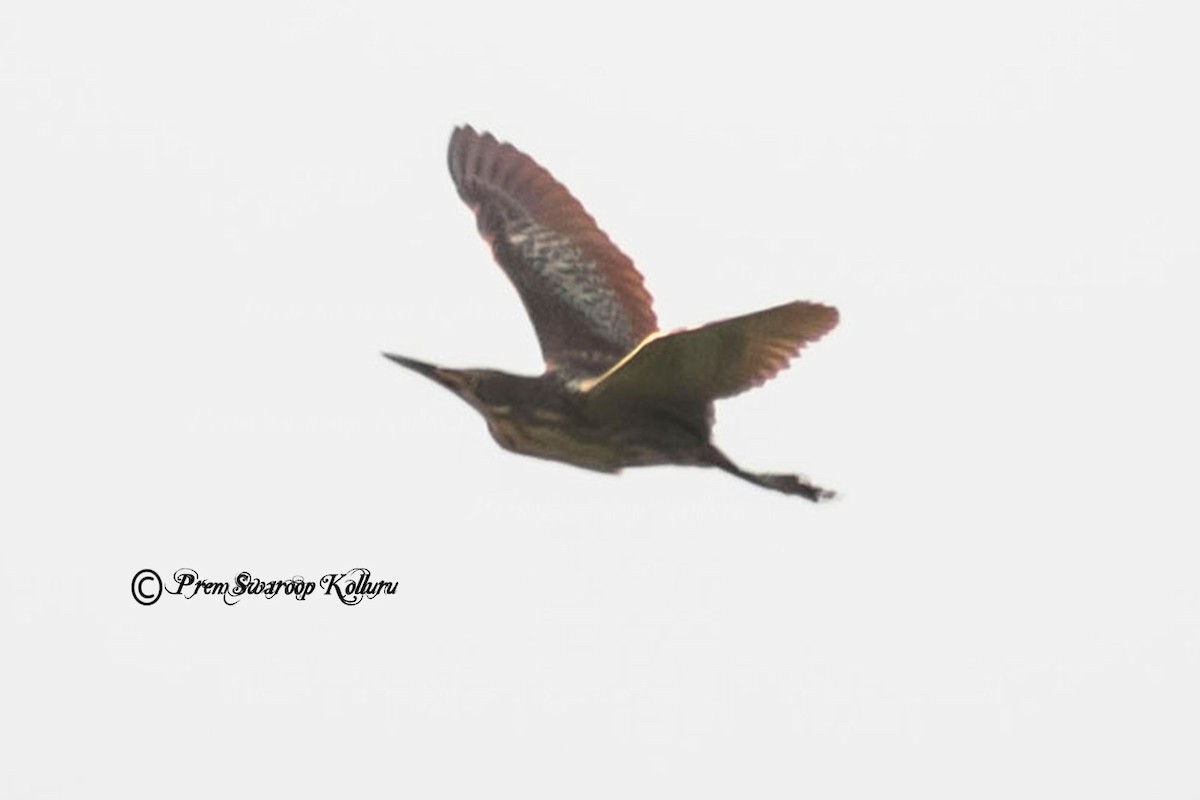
[754,472,837,502]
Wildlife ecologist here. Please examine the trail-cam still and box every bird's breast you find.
[484,410,680,473]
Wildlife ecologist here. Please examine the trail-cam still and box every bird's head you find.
[382,353,511,417]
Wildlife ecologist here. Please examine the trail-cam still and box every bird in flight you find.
[385,125,839,500]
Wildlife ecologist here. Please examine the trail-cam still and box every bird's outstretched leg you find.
[703,446,836,502]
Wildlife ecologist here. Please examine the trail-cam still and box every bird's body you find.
[384,358,716,473]
[385,126,839,500]
[486,388,712,474]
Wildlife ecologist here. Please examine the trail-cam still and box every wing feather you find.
[448,126,657,373]
[582,301,838,410]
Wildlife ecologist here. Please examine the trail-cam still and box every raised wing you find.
[581,301,838,411]
[448,126,657,374]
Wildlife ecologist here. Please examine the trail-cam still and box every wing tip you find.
[447,124,534,205]
[449,123,486,148]
[780,299,840,342]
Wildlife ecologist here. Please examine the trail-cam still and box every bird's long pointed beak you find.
[382,352,440,378]
[382,352,467,394]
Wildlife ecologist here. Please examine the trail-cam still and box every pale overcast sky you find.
[4,1,1198,797]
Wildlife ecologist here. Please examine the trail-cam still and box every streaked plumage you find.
[448,126,656,373]
[385,125,839,500]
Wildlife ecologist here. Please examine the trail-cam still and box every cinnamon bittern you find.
[384,126,839,500]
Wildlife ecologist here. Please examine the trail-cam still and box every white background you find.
[3,1,1198,797]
